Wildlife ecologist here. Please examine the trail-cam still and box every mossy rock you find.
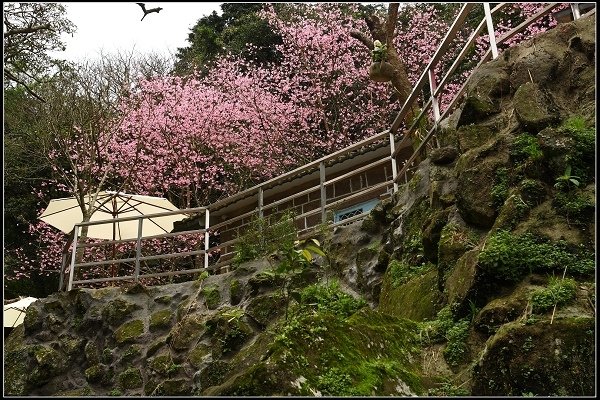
[202,284,221,310]
[154,295,173,305]
[149,309,173,331]
[84,363,108,384]
[188,344,211,369]
[473,281,535,334]
[206,311,254,358]
[147,336,167,358]
[456,158,506,228]
[445,249,480,309]
[153,378,192,396]
[247,272,286,296]
[472,317,594,396]
[59,334,85,359]
[55,386,95,396]
[246,293,286,328]
[4,327,32,395]
[208,309,423,396]
[421,209,450,263]
[102,298,141,326]
[197,360,232,391]
[117,367,143,390]
[430,146,459,165]
[379,269,441,322]
[84,341,100,365]
[437,222,475,291]
[456,124,495,152]
[229,279,244,305]
[169,314,205,351]
[23,304,42,334]
[360,215,380,234]
[114,319,144,345]
[148,353,174,376]
[121,344,142,363]
[513,82,559,134]
[27,344,68,387]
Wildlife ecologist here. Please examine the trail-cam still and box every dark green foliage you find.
[519,179,546,205]
[531,277,577,313]
[316,367,354,396]
[299,280,367,318]
[387,259,432,288]
[553,190,595,225]
[510,133,543,162]
[443,319,470,367]
[174,4,283,75]
[491,167,509,209]
[478,230,595,281]
[561,116,595,183]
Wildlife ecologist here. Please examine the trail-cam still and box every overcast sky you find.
[51,2,223,62]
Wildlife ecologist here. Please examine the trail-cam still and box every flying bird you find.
[136,3,163,21]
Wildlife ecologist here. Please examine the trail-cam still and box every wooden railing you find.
[63,3,589,290]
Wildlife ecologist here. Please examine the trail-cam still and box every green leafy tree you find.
[174,3,282,75]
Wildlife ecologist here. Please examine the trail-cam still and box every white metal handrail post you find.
[134,217,143,281]
[571,3,581,20]
[59,252,67,291]
[319,161,326,223]
[67,224,80,291]
[428,67,441,123]
[484,3,499,59]
[389,131,398,193]
[204,209,210,270]
[258,187,264,218]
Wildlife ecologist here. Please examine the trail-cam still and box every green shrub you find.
[316,367,354,396]
[561,116,595,183]
[443,319,470,367]
[232,211,297,266]
[387,259,430,288]
[553,190,594,224]
[510,133,543,162]
[478,230,595,281]
[531,277,577,313]
[299,280,367,318]
[491,168,509,209]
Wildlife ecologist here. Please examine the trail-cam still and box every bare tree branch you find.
[3,24,52,37]
[349,31,374,50]
[3,68,46,102]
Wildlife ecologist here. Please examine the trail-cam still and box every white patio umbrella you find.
[39,191,187,240]
[3,297,38,328]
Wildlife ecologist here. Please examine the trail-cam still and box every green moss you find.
[84,364,106,383]
[206,309,253,357]
[379,269,440,321]
[149,309,173,331]
[122,345,142,363]
[531,277,577,313]
[246,293,285,328]
[114,319,144,344]
[478,230,595,281]
[148,354,180,377]
[202,284,221,310]
[154,295,173,304]
[118,367,143,389]
[147,337,167,357]
[102,298,140,325]
[197,360,232,390]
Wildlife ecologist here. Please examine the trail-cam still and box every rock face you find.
[4,12,596,398]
